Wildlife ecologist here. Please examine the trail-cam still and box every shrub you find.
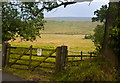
[84,35,93,39]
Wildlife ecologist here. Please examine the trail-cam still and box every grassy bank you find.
[51,56,119,81]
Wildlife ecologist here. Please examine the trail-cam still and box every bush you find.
[84,35,93,39]
[109,26,120,54]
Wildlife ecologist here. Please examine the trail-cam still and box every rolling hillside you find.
[41,20,101,35]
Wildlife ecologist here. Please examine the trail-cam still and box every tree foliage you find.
[92,3,120,55]
[92,24,104,52]
[92,5,108,23]
[2,2,76,42]
[2,2,46,42]
[108,3,120,54]
[109,26,120,53]
[92,5,107,52]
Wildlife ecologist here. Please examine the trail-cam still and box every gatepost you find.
[55,46,68,73]
[2,42,9,67]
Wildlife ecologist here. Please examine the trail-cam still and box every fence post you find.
[29,45,32,70]
[6,44,11,66]
[55,46,68,73]
[61,46,68,69]
[55,47,62,73]
[81,51,82,61]
[2,42,9,67]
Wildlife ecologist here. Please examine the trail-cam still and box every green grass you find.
[50,56,118,81]
[9,34,95,54]
[42,20,101,35]
[9,20,98,53]
[3,56,119,81]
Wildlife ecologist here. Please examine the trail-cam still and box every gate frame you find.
[2,43,68,73]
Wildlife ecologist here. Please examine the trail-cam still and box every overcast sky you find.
[44,0,109,17]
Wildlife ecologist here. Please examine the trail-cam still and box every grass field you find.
[7,20,97,71]
[9,20,99,53]
[41,20,101,35]
[9,34,95,54]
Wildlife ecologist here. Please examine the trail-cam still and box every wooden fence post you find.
[6,44,11,66]
[81,51,82,61]
[29,45,32,70]
[61,46,68,69]
[2,42,9,67]
[55,47,62,73]
[55,46,68,73]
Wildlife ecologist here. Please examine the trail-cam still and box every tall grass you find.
[51,56,118,81]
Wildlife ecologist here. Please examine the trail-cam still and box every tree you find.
[2,2,77,42]
[102,2,120,67]
[92,2,120,67]
[2,2,46,42]
[92,5,108,53]
[92,5,108,23]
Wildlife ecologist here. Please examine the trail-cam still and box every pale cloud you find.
[44,1,109,17]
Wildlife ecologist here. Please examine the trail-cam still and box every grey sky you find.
[44,0,109,17]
